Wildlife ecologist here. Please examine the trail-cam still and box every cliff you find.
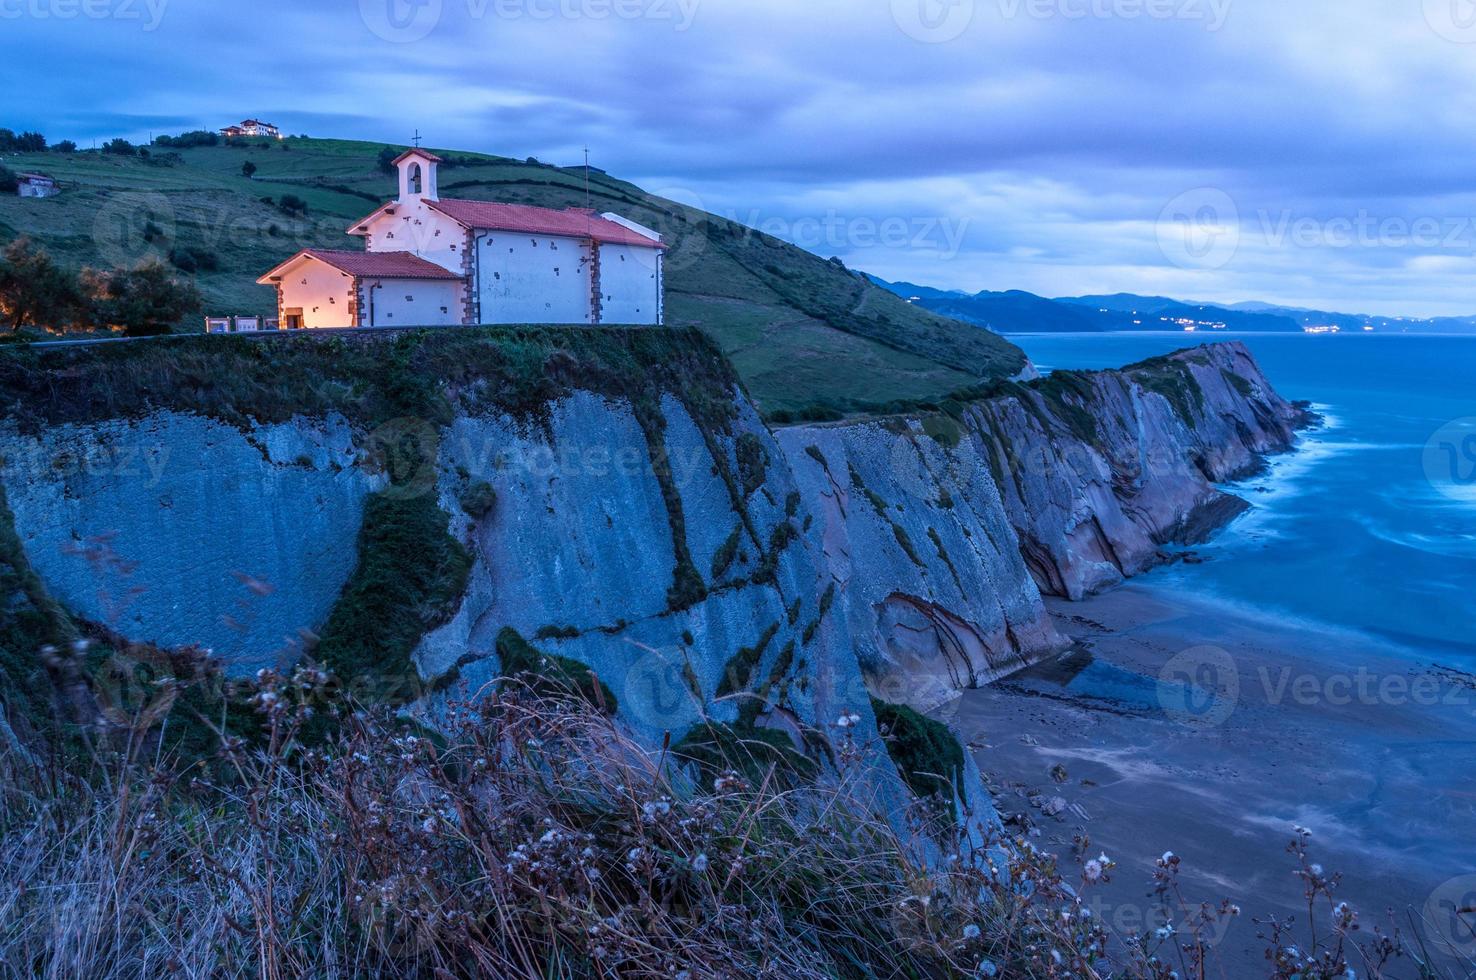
[0,330,1307,820]
[969,341,1310,598]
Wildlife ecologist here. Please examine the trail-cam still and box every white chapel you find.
[258,149,666,329]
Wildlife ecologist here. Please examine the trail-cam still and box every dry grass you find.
[0,658,1467,979]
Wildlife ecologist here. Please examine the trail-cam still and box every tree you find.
[15,131,45,152]
[277,194,308,216]
[242,160,257,178]
[377,146,399,174]
[0,165,16,194]
[85,260,201,336]
[52,140,77,153]
[0,238,83,331]
[102,138,137,156]
[154,130,217,148]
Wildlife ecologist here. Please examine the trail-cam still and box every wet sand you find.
[949,583,1476,977]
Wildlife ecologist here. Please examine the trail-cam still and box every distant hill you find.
[1055,296,1303,333]
[1228,302,1476,335]
[1054,293,1185,315]
[875,280,1107,333]
[874,280,1476,336]
[871,280,1303,333]
[0,138,1026,415]
[1051,293,1476,336]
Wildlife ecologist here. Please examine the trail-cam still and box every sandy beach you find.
[949,583,1476,977]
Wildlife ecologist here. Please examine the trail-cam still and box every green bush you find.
[458,480,497,519]
[735,432,769,497]
[167,247,220,274]
[870,698,966,806]
[154,130,218,148]
[82,260,201,337]
[495,627,616,714]
[313,492,472,704]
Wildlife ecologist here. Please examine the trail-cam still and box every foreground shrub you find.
[0,661,1463,978]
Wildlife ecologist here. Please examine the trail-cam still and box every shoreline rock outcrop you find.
[0,331,1309,821]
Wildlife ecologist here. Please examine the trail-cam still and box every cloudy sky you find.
[6,0,1476,315]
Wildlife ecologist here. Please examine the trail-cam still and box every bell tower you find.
[395,148,441,203]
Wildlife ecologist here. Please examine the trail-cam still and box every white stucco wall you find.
[277,260,356,328]
[359,199,467,274]
[474,232,594,324]
[597,244,664,325]
[361,278,464,327]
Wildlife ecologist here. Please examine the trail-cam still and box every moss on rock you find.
[313,492,472,704]
[495,627,618,715]
[870,697,966,806]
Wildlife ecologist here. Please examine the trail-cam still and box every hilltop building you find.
[14,173,58,198]
[221,119,281,139]
[256,149,666,329]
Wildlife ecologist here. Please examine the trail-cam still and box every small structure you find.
[257,249,464,330]
[15,173,58,198]
[205,315,281,334]
[256,149,666,329]
[221,119,282,140]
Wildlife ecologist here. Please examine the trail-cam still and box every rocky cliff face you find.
[0,413,377,671]
[775,420,1063,715]
[0,331,1306,820]
[968,342,1308,599]
[412,390,863,755]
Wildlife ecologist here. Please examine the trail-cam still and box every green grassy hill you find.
[0,137,1024,414]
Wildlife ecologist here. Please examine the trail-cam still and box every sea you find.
[1010,332,1476,671]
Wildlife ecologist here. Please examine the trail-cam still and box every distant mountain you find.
[1068,294,1476,335]
[871,280,1302,333]
[873,280,1108,333]
[871,280,1476,335]
[1054,293,1185,315]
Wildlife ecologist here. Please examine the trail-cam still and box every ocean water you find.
[1010,332,1476,668]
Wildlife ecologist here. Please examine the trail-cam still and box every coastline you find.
[949,581,1476,974]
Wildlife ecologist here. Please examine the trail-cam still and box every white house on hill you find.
[257,149,666,329]
[222,119,282,139]
[15,173,59,198]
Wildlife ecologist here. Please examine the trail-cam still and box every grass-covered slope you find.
[0,324,742,433]
[0,137,1024,412]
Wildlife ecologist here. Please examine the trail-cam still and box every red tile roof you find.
[425,199,667,249]
[392,148,444,166]
[258,249,463,283]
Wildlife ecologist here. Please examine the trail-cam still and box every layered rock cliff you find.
[0,330,1307,818]
[968,341,1309,599]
